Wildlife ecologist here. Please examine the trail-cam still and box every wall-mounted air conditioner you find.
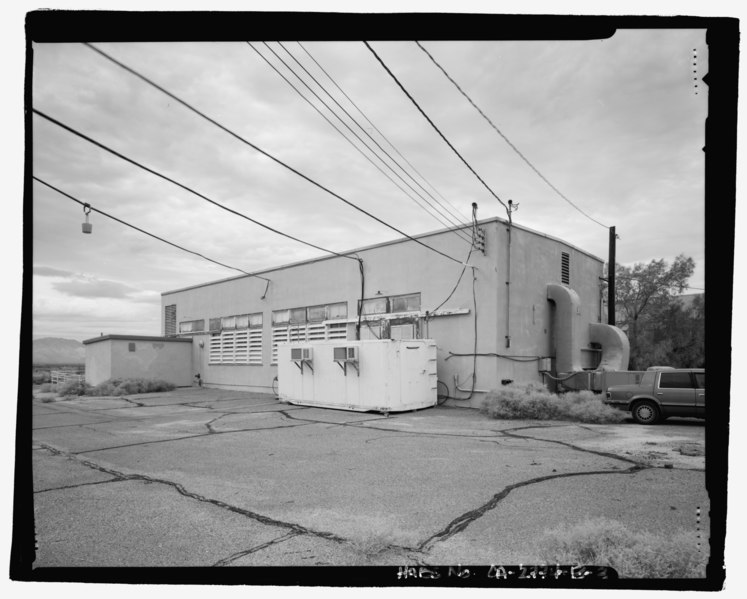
[333,346,358,362]
[291,347,313,361]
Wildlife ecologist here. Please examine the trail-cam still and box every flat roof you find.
[162,216,604,296]
[83,334,193,345]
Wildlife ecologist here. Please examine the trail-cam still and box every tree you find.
[611,255,698,370]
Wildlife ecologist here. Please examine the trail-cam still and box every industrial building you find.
[155,216,629,409]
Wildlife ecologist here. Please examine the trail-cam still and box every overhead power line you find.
[33,109,355,262]
[33,176,270,282]
[271,41,473,239]
[298,41,472,227]
[364,41,510,213]
[82,42,466,266]
[248,42,472,245]
[415,41,609,229]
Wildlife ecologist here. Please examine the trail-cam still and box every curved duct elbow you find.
[547,284,582,373]
[589,323,630,371]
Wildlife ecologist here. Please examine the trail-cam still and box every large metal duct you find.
[589,322,630,371]
[547,284,582,373]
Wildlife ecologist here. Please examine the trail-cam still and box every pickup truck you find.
[604,368,705,424]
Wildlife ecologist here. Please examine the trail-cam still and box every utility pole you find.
[608,226,616,326]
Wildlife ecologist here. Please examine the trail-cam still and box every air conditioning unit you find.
[333,346,358,362]
[291,347,313,361]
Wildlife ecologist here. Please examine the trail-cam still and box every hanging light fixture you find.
[82,203,92,234]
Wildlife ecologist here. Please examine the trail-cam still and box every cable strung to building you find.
[415,41,609,229]
[298,41,472,229]
[82,43,467,267]
[268,41,474,240]
[248,42,472,245]
[364,41,510,213]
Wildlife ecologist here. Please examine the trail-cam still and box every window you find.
[165,304,176,336]
[391,293,421,313]
[272,309,290,325]
[659,372,695,389]
[271,302,350,363]
[561,252,570,285]
[179,319,205,334]
[209,313,263,365]
[695,372,705,388]
[307,304,328,322]
[359,293,421,315]
[361,297,388,315]
[209,317,221,332]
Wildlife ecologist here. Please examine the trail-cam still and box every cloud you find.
[52,278,140,299]
[33,265,74,277]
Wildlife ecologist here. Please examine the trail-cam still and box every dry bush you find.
[90,378,175,396]
[57,379,90,397]
[480,382,626,424]
[537,517,707,578]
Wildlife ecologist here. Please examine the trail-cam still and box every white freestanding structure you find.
[277,339,438,413]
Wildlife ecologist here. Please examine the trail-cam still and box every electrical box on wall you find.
[278,339,438,413]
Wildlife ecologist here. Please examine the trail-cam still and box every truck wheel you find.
[632,400,661,424]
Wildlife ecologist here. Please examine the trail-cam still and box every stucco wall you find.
[84,336,194,387]
[161,218,605,406]
[85,337,112,386]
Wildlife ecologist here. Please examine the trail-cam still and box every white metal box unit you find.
[277,339,438,413]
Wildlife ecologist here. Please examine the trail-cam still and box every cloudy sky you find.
[31,25,709,341]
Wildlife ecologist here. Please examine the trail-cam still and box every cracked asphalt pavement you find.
[31,388,708,568]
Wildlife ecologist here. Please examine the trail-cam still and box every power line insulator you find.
[475,227,486,254]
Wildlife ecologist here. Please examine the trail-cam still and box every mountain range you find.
[32,337,85,365]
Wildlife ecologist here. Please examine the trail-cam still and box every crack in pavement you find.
[70,420,315,455]
[118,396,146,408]
[33,419,125,431]
[205,413,227,434]
[211,531,300,566]
[39,444,348,544]
[499,425,651,467]
[418,464,649,551]
[34,478,122,494]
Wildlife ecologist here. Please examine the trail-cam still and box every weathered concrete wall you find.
[83,336,194,387]
[161,217,606,407]
[84,337,112,386]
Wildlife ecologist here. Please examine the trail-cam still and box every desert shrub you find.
[480,382,626,424]
[89,378,175,396]
[39,383,54,393]
[57,379,91,397]
[537,518,707,578]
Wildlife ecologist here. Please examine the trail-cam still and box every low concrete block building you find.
[160,217,629,408]
[83,335,193,387]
